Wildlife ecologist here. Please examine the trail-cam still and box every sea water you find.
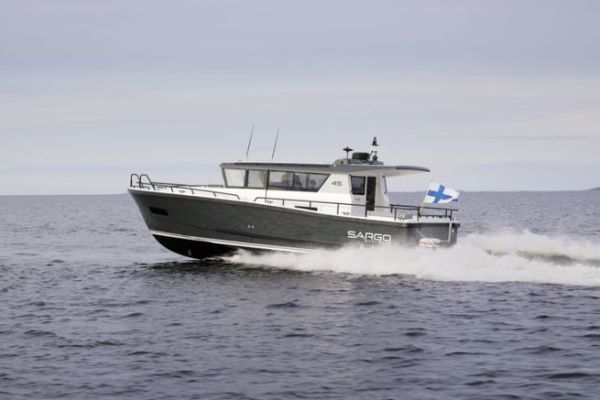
[1,191,599,399]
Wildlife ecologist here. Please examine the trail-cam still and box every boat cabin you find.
[219,151,429,218]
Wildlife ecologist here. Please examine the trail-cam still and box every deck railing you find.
[129,173,239,200]
[129,173,456,221]
[252,196,455,221]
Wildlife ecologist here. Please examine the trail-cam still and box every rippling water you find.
[1,191,600,399]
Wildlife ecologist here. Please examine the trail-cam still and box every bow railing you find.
[129,173,239,200]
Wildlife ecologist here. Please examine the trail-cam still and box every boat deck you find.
[129,173,457,224]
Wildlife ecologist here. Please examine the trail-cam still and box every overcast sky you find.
[1,0,599,194]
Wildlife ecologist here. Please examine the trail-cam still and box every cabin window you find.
[247,169,267,189]
[306,173,328,192]
[267,171,329,191]
[268,171,293,190]
[223,168,246,188]
[292,173,308,190]
[351,176,366,195]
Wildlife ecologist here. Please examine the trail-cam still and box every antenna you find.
[245,124,255,160]
[271,128,280,161]
[370,136,379,163]
[343,146,353,162]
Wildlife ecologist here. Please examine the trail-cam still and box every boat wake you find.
[225,231,600,286]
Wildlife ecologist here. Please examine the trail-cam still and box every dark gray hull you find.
[129,189,459,259]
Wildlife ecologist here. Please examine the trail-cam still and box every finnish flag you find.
[423,182,460,204]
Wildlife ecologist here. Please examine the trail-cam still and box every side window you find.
[224,169,246,188]
[351,176,366,195]
[247,170,267,189]
[306,174,328,192]
[268,171,292,190]
[292,173,308,190]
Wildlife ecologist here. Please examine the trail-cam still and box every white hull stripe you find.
[150,230,312,254]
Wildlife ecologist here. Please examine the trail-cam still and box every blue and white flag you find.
[423,182,460,204]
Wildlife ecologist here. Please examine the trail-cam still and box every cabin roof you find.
[220,162,430,177]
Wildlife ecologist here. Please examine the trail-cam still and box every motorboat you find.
[128,138,459,259]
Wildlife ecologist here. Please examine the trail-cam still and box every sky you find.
[1,0,599,194]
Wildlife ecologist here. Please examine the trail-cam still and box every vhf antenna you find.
[245,124,255,160]
[370,136,379,163]
[271,128,280,161]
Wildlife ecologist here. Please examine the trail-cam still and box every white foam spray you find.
[225,231,600,287]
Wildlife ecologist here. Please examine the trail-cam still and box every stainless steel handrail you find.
[129,174,240,200]
[252,196,456,221]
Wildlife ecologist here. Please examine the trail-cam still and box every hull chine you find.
[153,234,236,259]
[151,230,312,260]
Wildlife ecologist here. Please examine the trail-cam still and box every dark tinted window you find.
[306,174,328,192]
[351,176,366,195]
[292,173,308,190]
[267,171,329,191]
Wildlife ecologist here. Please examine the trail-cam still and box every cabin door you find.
[366,177,376,211]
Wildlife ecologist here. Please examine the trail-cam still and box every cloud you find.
[1,0,600,74]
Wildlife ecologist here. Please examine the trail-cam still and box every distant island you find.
[592,187,600,191]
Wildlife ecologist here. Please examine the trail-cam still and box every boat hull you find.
[129,189,459,259]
